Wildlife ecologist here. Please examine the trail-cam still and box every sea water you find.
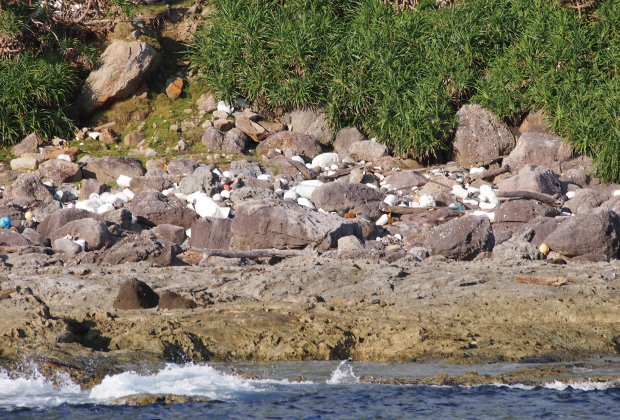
[1,361,620,419]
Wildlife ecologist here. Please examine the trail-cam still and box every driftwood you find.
[516,275,568,286]
[194,247,318,263]
[495,190,563,207]
[468,165,511,180]
[380,205,442,214]
[421,154,510,173]
[318,165,365,181]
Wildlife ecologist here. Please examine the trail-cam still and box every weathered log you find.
[495,190,563,207]
[318,165,365,181]
[468,165,511,180]
[516,275,568,286]
[380,205,441,214]
[194,247,318,263]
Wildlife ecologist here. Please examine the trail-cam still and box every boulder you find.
[129,176,172,194]
[112,278,159,310]
[544,209,620,258]
[230,187,277,203]
[196,92,217,112]
[11,133,41,157]
[491,229,541,261]
[38,160,82,184]
[240,177,273,190]
[230,161,263,178]
[201,127,225,150]
[311,183,385,218]
[453,104,516,162]
[32,201,63,223]
[53,238,82,254]
[124,132,146,146]
[214,119,234,131]
[103,232,181,267]
[153,224,186,245]
[600,196,620,215]
[0,200,25,227]
[502,131,572,173]
[77,41,160,115]
[21,228,49,247]
[189,217,233,250]
[83,156,145,182]
[165,77,183,101]
[0,230,33,247]
[49,218,115,250]
[99,129,119,144]
[231,199,363,251]
[338,235,365,251]
[157,291,197,310]
[334,127,365,154]
[423,214,494,260]
[146,158,167,172]
[497,165,562,196]
[130,191,198,229]
[37,208,106,237]
[235,116,268,141]
[514,216,565,248]
[3,173,54,204]
[222,128,251,153]
[281,109,331,146]
[494,199,560,223]
[564,189,607,214]
[79,179,106,200]
[384,170,428,189]
[21,153,46,164]
[100,208,131,230]
[348,141,388,162]
[267,155,314,179]
[256,132,322,159]
[179,166,219,196]
[560,169,589,188]
[10,158,38,171]
[44,146,80,162]
[166,158,198,177]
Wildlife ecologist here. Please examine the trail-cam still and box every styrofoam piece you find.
[162,189,171,196]
[57,154,71,162]
[89,193,100,200]
[365,183,379,191]
[257,174,271,181]
[174,192,187,201]
[376,214,389,226]
[467,186,480,195]
[284,190,299,202]
[384,194,398,206]
[115,192,129,204]
[327,171,336,176]
[291,156,305,164]
[409,201,420,208]
[479,184,499,207]
[383,184,393,191]
[186,191,207,204]
[469,167,487,174]
[96,203,115,214]
[221,189,231,199]
[131,214,138,224]
[122,188,135,200]
[222,171,232,178]
[195,195,226,218]
[187,203,195,210]
[330,164,339,171]
[472,210,495,223]
[479,201,497,210]
[73,239,86,252]
[394,234,402,241]
[297,197,315,208]
[463,198,479,206]
[294,180,323,199]
[116,175,132,188]
[217,101,234,115]
[614,190,620,197]
[566,191,576,199]
[452,185,469,199]
[88,132,100,140]
[419,195,435,207]
[312,153,339,168]
[54,190,64,201]
[212,193,222,201]
[277,178,289,187]
[212,169,223,178]
[186,229,191,238]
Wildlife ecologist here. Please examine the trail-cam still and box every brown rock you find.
[37,208,106,238]
[189,217,233,250]
[497,165,561,196]
[453,105,516,162]
[565,189,607,214]
[311,183,385,218]
[235,116,268,141]
[196,93,217,112]
[231,199,363,252]
[281,109,331,146]
[423,214,494,260]
[43,147,80,162]
[124,132,146,146]
[101,208,133,230]
[99,129,119,144]
[0,230,33,247]
[130,191,199,229]
[77,41,161,115]
[112,278,159,310]
[3,173,54,204]
[129,176,172,194]
[11,133,41,157]
[153,224,187,245]
[348,141,388,162]
[334,127,365,154]
[256,131,322,159]
[146,158,167,172]
[103,232,181,267]
[38,160,82,184]
[49,218,116,250]
[222,128,251,153]
[201,127,225,150]
[79,179,106,200]
[545,209,620,258]
[384,170,427,189]
[560,169,589,188]
[267,155,314,179]
[83,156,146,182]
[502,131,572,173]
[494,199,560,223]
[166,77,183,101]
[213,119,234,131]
[0,200,25,227]
[166,158,198,177]
[158,290,197,310]
[515,216,565,248]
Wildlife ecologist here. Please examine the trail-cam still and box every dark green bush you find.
[190,0,620,181]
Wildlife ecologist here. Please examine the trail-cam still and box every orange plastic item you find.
[344,212,355,218]
[222,184,232,191]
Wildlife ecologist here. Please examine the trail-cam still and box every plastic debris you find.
[0,216,10,229]
[116,175,132,188]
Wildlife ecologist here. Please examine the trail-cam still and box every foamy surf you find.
[326,360,359,384]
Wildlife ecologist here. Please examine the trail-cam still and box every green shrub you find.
[0,55,76,144]
[190,0,620,181]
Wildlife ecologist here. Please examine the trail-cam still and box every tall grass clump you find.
[190,0,620,181]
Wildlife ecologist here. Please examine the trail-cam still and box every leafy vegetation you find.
[190,0,620,181]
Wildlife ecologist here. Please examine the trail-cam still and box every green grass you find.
[189,0,620,182]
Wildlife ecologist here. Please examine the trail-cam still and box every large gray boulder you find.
[189,217,233,250]
[11,133,41,157]
[311,182,385,218]
[384,170,428,189]
[494,199,560,223]
[564,189,607,214]
[230,187,277,203]
[38,159,82,184]
[49,218,115,250]
[231,199,363,252]
[256,132,322,159]
[544,209,620,258]
[222,128,252,153]
[497,165,562,196]
[281,109,331,146]
[130,191,198,229]
[503,131,572,173]
[423,214,494,260]
[267,155,314,179]
[76,41,161,115]
[514,216,564,248]
[0,230,33,247]
[3,173,54,204]
[37,208,106,238]
[102,231,181,267]
[453,105,516,162]
[83,156,145,183]
[179,166,218,196]
[129,176,172,194]
[348,141,387,162]
[166,158,198,177]
[201,127,225,150]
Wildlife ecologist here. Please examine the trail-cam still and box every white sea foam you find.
[0,368,81,409]
[326,360,359,384]
[543,380,620,391]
